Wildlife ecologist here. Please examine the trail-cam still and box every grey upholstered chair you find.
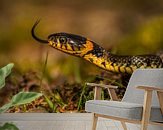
[85,69,163,130]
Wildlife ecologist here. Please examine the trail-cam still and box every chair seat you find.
[85,100,163,122]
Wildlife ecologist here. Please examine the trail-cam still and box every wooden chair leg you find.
[94,86,102,100]
[92,113,98,130]
[121,121,127,130]
[157,91,163,114]
[107,88,118,101]
[141,90,152,130]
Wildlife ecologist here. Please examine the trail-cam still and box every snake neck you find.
[82,41,163,74]
[81,41,120,72]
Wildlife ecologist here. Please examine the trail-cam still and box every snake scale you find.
[31,20,163,74]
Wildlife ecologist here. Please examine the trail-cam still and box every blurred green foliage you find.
[0,123,19,130]
[115,17,163,55]
[0,63,14,89]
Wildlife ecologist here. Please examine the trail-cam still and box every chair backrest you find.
[122,69,163,107]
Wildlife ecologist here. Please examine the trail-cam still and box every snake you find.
[31,20,163,74]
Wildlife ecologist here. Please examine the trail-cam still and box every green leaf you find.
[44,95,56,112]
[0,123,19,130]
[0,63,14,89]
[0,103,12,113]
[11,92,42,106]
[0,92,42,113]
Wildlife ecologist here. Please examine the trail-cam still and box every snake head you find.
[31,20,95,57]
[47,33,89,55]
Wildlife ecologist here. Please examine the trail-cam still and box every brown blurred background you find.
[0,0,163,83]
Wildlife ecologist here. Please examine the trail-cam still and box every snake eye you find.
[59,37,67,44]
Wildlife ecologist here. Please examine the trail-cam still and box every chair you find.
[85,69,163,130]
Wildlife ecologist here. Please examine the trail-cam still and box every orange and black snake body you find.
[31,20,163,74]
